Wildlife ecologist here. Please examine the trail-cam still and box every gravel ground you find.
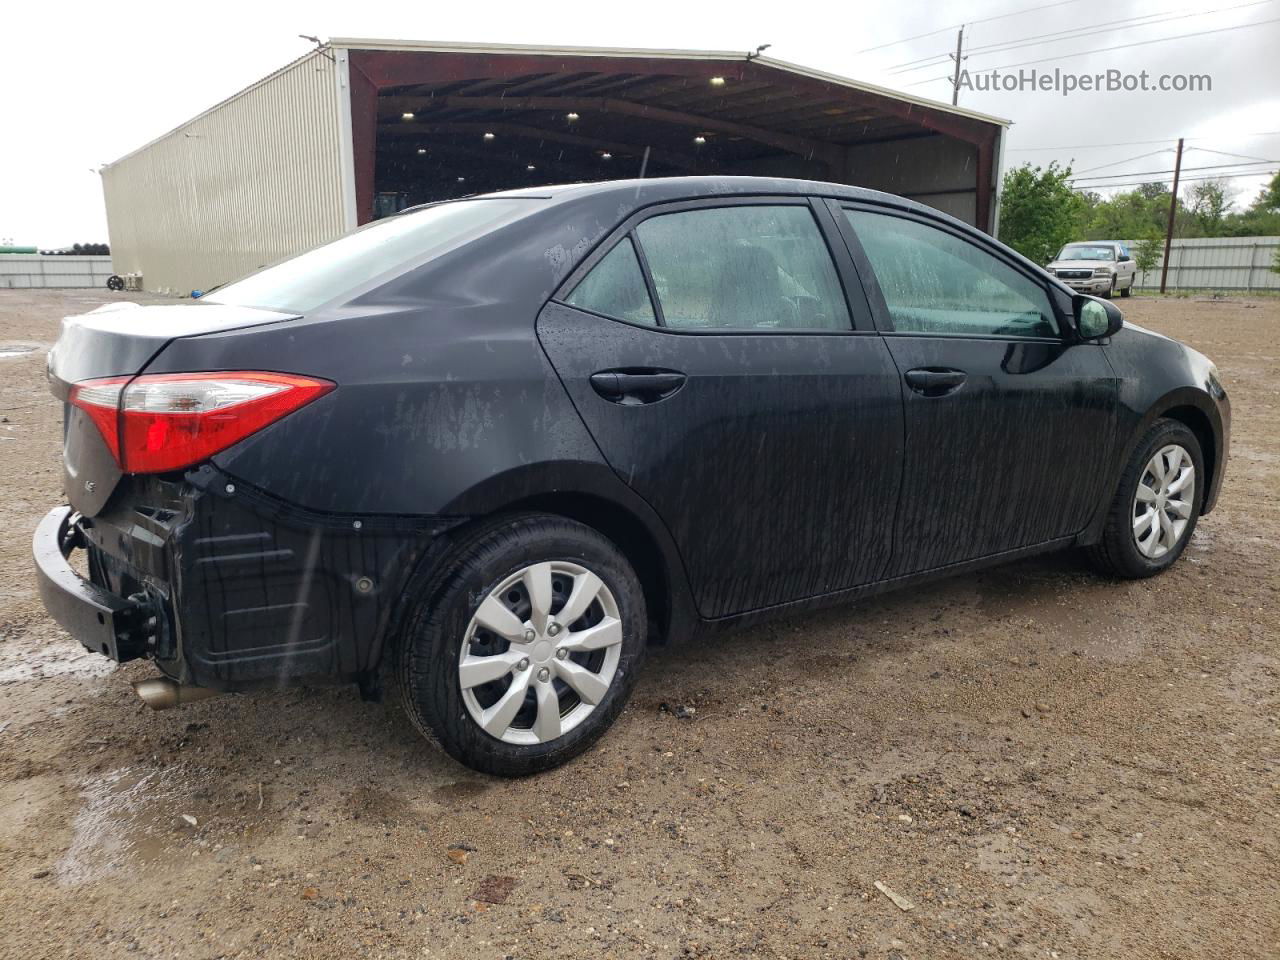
[0,289,1276,960]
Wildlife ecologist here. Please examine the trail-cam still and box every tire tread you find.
[1087,418,1202,579]
[395,512,645,776]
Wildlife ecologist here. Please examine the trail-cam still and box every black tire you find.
[1120,275,1133,297]
[397,513,646,777]
[1087,419,1204,579]
[1101,278,1115,299]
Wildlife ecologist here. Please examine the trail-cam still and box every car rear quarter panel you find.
[143,203,617,518]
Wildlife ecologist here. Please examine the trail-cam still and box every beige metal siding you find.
[102,51,347,294]
[1128,236,1280,291]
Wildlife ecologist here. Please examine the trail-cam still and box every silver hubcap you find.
[1133,444,1195,559]
[458,561,623,745]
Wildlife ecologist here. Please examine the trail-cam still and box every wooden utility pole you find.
[1159,137,1184,294]
[950,26,966,106]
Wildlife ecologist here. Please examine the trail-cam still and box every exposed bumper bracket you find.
[32,506,155,662]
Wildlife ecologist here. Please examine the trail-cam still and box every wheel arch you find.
[440,461,698,647]
[1081,386,1224,547]
[500,490,678,646]
[1159,402,1218,513]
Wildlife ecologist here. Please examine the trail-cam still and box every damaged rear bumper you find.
[32,506,157,663]
[32,469,461,691]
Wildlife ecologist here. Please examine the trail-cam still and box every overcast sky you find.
[4,0,1278,247]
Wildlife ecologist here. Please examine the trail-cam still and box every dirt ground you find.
[0,289,1276,960]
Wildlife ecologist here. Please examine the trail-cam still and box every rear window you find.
[205,199,539,313]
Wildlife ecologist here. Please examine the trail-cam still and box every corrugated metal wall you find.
[0,255,114,289]
[101,51,348,295]
[844,136,981,226]
[1129,236,1280,292]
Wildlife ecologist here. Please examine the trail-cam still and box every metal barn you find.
[101,39,1010,294]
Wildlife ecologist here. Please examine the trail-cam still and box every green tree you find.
[1131,232,1163,281]
[1083,182,1170,240]
[998,162,1086,264]
[1188,179,1233,237]
[1255,171,1280,212]
[1225,172,1280,237]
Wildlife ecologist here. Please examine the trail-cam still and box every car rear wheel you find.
[397,513,646,776]
[1102,278,1115,299]
[1120,275,1133,297]
[1087,419,1203,579]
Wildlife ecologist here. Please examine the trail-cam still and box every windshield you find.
[1056,244,1115,262]
[206,199,541,312]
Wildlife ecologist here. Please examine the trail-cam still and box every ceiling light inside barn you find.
[566,112,580,121]
[601,152,612,159]
[417,148,426,154]
[709,76,726,86]
[402,112,415,120]
[693,135,707,144]
[457,177,466,182]
[527,164,536,171]
[483,132,495,141]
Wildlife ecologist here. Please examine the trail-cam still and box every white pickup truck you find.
[1046,241,1137,299]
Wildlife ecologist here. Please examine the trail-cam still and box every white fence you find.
[4,240,1274,294]
[1128,236,1279,292]
[0,255,115,289]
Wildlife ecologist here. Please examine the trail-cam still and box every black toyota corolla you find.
[33,176,1229,776]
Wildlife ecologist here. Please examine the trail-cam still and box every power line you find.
[887,0,1274,74]
[927,15,1280,78]
[1070,170,1279,191]
[1071,150,1172,176]
[856,0,1088,53]
[888,10,1168,72]
[1071,160,1280,182]
[1008,133,1280,151]
[1188,146,1277,163]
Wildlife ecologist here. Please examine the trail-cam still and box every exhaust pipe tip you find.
[132,677,222,711]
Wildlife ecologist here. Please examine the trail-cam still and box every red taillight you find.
[70,372,334,474]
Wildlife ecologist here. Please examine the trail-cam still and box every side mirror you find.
[1073,295,1123,341]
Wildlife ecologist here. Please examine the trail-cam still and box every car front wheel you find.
[1087,419,1203,579]
[398,514,646,776]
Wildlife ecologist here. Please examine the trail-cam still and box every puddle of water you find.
[0,645,117,685]
[56,765,188,886]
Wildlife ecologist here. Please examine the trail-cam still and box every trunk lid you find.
[50,301,299,515]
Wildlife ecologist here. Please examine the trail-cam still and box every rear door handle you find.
[590,370,687,404]
[904,368,967,397]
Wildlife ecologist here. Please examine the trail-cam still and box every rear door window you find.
[633,205,851,330]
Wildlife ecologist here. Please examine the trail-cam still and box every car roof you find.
[444,175,936,217]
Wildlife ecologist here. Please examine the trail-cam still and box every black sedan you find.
[33,177,1229,776]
